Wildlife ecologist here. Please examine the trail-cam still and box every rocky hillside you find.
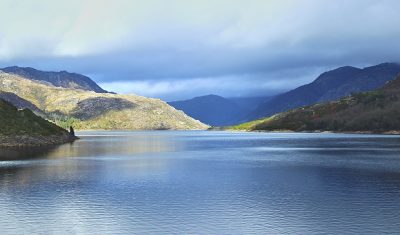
[0,99,75,147]
[1,66,107,93]
[0,71,208,130]
[232,76,400,133]
[250,63,400,120]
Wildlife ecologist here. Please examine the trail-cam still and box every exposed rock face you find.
[72,97,137,120]
[1,66,108,93]
[0,71,209,130]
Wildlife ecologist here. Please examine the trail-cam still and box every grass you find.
[228,118,266,131]
[0,99,68,136]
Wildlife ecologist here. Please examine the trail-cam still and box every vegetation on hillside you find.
[0,99,66,136]
[231,76,400,133]
[0,72,208,130]
[0,99,75,147]
[250,63,400,120]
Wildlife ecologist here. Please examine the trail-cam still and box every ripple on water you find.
[0,131,400,234]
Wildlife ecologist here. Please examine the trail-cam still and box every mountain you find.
[0,71,208,130]
[0,98,75,147]
[169,94,252,126]
[250,63,400,119]
[1,66,108,93]
[228,96,269,113]
[231,75,400,133]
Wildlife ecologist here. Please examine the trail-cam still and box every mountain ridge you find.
[1,66,108,93]
[250,62,400,120]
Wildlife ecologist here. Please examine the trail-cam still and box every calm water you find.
[1,131,400,234]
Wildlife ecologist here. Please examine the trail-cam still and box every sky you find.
[0,0,400,101]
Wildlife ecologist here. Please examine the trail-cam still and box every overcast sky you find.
[0,0,399,100]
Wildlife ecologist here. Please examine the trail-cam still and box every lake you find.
[0,131,400,234]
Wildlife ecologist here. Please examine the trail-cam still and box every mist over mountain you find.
[250,63,400,120]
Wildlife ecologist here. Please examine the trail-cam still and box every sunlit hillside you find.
[0,72,208,130]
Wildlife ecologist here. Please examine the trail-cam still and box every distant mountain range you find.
[0,68,208,130]
[231,75,400,133]
[250,63,400,120]
[2,62,400,131]
[169,95,267,126]
[1,66,108,93]
[169,63,400,127]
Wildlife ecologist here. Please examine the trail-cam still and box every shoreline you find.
[2,129,398,149]
[220,128,400,135]
[0,134,78,148]
[75,128,400,136]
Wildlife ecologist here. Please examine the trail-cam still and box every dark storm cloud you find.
[1,0,400,100]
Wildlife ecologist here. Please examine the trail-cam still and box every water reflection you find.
[0,131,400,234]
[0,131,182,160]
[0,146,59,160]
[0,132,182,188]
[49,131,183,159]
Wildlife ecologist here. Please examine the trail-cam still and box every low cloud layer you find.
[1,0,399,100]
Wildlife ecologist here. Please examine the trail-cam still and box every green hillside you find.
[231,76,400,133]
[0,99,75,147]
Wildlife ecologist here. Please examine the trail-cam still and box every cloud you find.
[99,67,321,101]
[0,0,400,99]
